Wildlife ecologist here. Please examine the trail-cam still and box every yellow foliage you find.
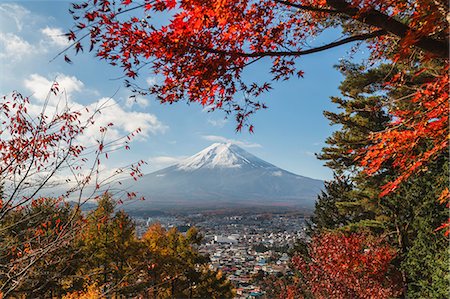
[62,284,104,299]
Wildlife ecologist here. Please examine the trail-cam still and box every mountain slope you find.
[124,143,323,211]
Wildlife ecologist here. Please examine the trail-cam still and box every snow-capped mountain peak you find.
[123,143,324,211]
[176,143,271,171]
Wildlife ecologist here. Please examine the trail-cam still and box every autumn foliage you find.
[291,232,403,299]
[361,67,449,196]
[0,194,234,298]
[62,284,104,299]
[0,85,145,214]
[0,88,84,215]
[0,84,146,296]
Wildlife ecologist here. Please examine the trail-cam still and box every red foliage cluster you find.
[359,67,449,234]
[0,89,85,214]
[0,85,146,217]
[1,89,84,171]
[361,68,449,196]
[291,232,403,299]
[436,187,450,236]
[67,0,447,130]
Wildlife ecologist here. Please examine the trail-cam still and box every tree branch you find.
[273,0,341,14]
[326,0,449,58]
[194,30,386,58]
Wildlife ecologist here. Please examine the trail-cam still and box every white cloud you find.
[0,32,33,61]
[272,171,283,177]
[24,73,84,105]
[84,97,167,141]
[201,104,215,113]
[0,3,30,31]
[146,77,157,86]
[148,155,187,170]
[125,96,149,108]
[22,73,167,148]
[41,27,70,47]
[202,135,261,148]
[207,118,227,128]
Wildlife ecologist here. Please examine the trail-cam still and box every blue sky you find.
[0,1,367,181]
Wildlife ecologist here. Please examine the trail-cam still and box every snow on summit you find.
[176,143,272,171]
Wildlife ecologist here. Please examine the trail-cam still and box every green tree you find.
[311,61,449,296]
[309,175,355,232]
[140,223,233,298]
[192,269,235,299]
[317,62,393,232]
[77,194,141,296]
[397,156,449,298]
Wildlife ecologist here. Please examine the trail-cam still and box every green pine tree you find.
[311,60,449,296]
[77,194,141,296]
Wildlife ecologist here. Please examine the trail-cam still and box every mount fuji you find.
[124,143,323,211]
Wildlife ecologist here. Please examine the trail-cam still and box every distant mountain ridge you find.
[124,143,323,211]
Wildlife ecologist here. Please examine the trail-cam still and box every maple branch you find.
[194,30,386,58]
[326,0,449,58]
[273,0,341,13]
